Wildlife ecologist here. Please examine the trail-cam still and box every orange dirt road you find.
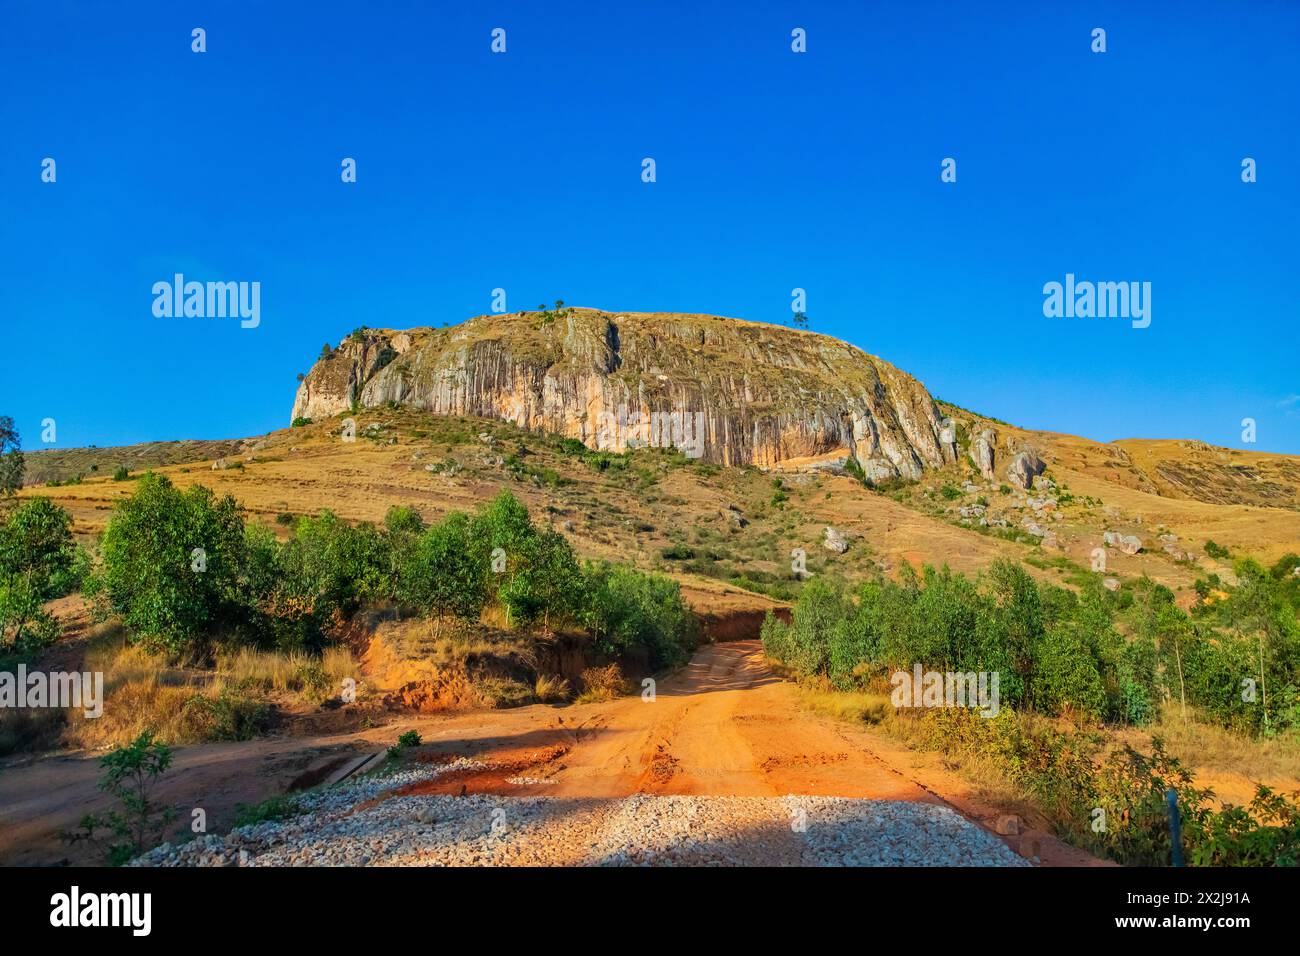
[0,640,1103,866]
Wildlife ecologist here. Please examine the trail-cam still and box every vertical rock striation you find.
[291,309,958,480]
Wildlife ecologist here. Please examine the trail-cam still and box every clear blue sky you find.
[4,1,1298,453]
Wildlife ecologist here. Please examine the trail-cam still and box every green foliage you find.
[497,527,583,629]
[769,548,1300,741]
[64,731,177,865]
[388,728,423,759]
[232,793,303,829]
[89,479,700,683]
[1178,555,1300,736]
[112,466,131,481]
[1204,539,1231,560]
[581,563,697,668]
[0,416,24,497]
[180,691,271,740]
[917,709,1300,866]
[258,511,389,648]
[291,417,313,428]
[101,473,247,656]
[383,504,425,536]
[398,511,488,623]
[0,497,77,653]
[766,559,1146,724]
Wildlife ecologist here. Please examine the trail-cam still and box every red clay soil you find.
[0,639,1107,867]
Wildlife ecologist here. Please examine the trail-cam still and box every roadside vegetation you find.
[1,470,697,755]
[763,558,1300,865]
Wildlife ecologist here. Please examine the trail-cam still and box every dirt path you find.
[543,642,930,801]
[1,640,1100,866]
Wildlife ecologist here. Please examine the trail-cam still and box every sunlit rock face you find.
[291,309,957,480]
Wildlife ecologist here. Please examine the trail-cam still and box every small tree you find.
[65,732,177,865]
[100,473,247,657]
[0,416,23,498]
[0,497,75,652]
[399,512,488,629]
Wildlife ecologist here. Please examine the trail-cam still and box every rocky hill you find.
[291,309,961,482]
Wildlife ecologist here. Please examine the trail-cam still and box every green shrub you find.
[398,511,488,624]
[101,474,247,657]
[0,497,77,654]
[180,692,271,741]
[582,563,697,668]
[63,731,177,865]
[232,794,303,829]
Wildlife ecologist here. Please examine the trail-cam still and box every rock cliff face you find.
[291,309,958,480]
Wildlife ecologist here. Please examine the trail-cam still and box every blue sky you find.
[4,1,1298,453]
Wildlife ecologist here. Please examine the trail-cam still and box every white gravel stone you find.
[133,763,1029,868]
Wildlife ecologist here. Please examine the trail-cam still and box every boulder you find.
[823,526,849,554]
[970,429,996,480]
[1118,534,1143,555]
[1006,450,1046,490]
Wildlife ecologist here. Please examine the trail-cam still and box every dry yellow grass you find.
[59,635,359,751]
[533,673,571,703]
[1117,706,1300,806]
[575,663,632,704]
[796,684,890,725]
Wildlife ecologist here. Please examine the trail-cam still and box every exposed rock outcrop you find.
[970,429,997,480]
[291,309,958,480]
[823,527,849,554]
[1006,449,1046,490]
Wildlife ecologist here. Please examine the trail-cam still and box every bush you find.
[233,794,303,829]
[660,544,695,560]
[63,731,176,865]
[497,527,583,630]
[576,664,633,703]
[100,474,247,657]
[1,497,77,654]
[760,558,1189,726]
[398,511,488,625]
[582,563,697,668]
[387,728,422,759]
[112,466,131,481]
[179,692,271,741]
